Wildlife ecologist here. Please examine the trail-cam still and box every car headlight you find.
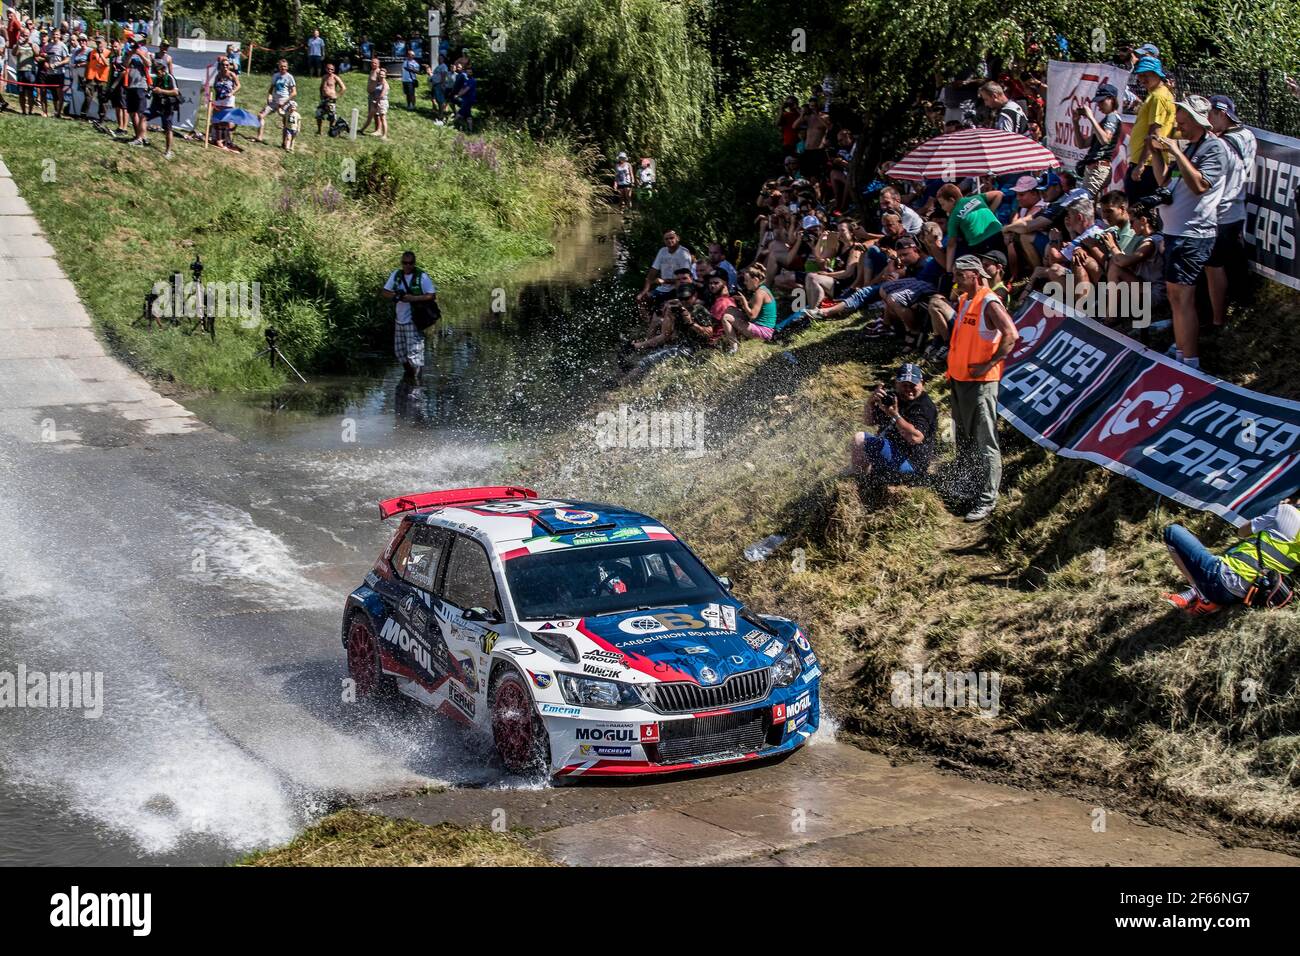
[557,672,643,709]
[770,646,803,688]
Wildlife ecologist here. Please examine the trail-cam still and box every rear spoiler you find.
[378,486,537,520]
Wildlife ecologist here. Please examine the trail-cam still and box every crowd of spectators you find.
[0,13,481,155]
[622,41,1260,523]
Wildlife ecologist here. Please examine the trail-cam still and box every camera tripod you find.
[254,327,308,383]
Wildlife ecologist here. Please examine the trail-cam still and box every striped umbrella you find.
[887,127,1061,181]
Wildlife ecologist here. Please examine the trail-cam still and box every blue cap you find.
[896,363,925,384]
[1092,83,1119,103]
[1209,94,1239,123]
[1136,43,1160,57]
[1134,56,1165,79]
[1036,169,1062,190]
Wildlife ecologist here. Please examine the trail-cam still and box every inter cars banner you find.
[997,294,1300,526]
[1245,127,1300,291]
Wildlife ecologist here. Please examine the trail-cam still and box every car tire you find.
[345,613,396,704]
[490,668,550,776]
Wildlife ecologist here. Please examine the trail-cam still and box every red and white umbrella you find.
[886,127,1060,181]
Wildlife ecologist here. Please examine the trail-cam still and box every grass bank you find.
[0,73,597,391]
[238,809,554,866]
[520,280,1300,848]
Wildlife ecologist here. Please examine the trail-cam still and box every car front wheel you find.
[490,669,549,775]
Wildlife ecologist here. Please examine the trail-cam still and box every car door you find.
[436,533,506,723]
[378,521,455,688]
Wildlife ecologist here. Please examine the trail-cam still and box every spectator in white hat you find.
[1204,94,1257,328]
[1149,94,1227,370]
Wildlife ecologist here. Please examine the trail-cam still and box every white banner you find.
[1045,60,1135,186]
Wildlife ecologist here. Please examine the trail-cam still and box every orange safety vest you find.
[946,284,1005,383]
[86,50,110,83]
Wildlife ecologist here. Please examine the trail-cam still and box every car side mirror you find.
[464,606,500,624]
[718,576,733,590]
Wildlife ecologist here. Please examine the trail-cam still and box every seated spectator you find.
[731,265,779,341]
[1098,191,1138,253]
[1002,171,1090,271]
[849,364,938,483]
[1162,498,1299,616]
[707,242,738,292]
[675,280,738,352]
[1028,196,1105,307]
[705,274,742,353]
[1105,204,1167,318]
[880,186,923,235]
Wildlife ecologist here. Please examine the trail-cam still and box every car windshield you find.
[504,540,728,620]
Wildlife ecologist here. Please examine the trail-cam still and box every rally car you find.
[341,486,822,778]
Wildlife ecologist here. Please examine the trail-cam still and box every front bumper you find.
[545,678,820,778]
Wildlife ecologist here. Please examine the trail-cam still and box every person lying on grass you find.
[1163,498,1299,616]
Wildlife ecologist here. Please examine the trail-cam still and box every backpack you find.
[999,102,1029,135]
[393,269,441,331]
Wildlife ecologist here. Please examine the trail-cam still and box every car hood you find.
[574,603,785,685]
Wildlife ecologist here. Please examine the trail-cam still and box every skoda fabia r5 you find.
[341,486,822,778]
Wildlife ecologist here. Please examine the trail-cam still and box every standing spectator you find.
[1205,95,1257,328]
[946,255,1019,522]
[371,68,390,139]
[1150,95,1227,370]
[938,183,1005,274]
[306,29,325,78]
[150,56,179,158]
[42,28,70,118]
[0,29,10,113]
[401,47,420,111]
[850,364,938,483]
[255,59,296,144]
[613,152,634,209]
[316,63,345,135]
[1076,83,1121,196]
[225,44,241,75]
[358,57,381,135]
[282,100,301,151]
[979,81,1029,134]
[210,58,240,150]
[636,229,695,314]
[14,30,38,116]
[123,39,152,146]
[796,99,831,179]
[82,36,109,120]
[382,251,438,382]
[1126,58,1176,203]
[453,64,476,131]
[778,96,801,157]
[429,53,450,119]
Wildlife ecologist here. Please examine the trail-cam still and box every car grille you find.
[656,709,769,763]
[645,667,771,714]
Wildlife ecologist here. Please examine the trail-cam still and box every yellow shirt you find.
[1128,84,1176,164]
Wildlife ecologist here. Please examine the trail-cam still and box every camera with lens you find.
[1132,186,1174,210]
[877,385,897,409]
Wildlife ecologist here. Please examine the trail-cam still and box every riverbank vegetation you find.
[239,809,554,866]
[0,75,596,391]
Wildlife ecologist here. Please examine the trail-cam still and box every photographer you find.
[1149,95,1226,370]
[849,364,938,483]
[1075,84,1122,196]
[382,251,438,382]
[1162,498,1299,616]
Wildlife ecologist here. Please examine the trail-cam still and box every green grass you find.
[517,280,1300,839]
[0,72,598,391]
[238,809,556,866]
